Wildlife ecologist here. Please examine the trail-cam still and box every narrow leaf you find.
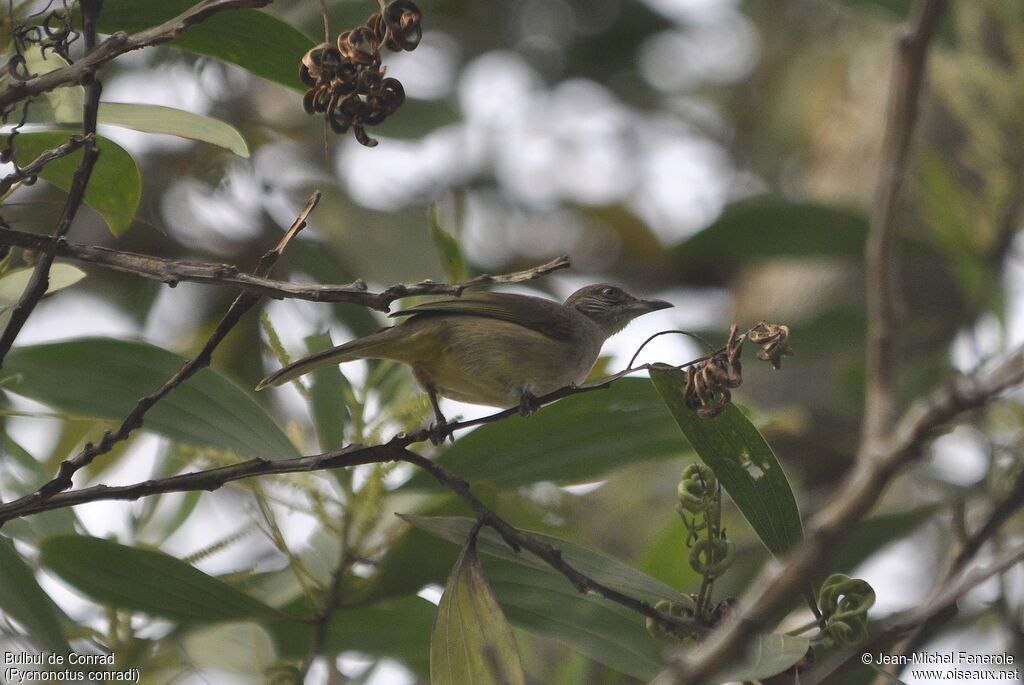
[11,132,140,235]
[649,367,803,557]
[304,333,348,452]
[4,337,299,460]
[0,536,70,653]
[431,541,527,685]
[430,207,469,283]
[40,535,280,622]
[405,379,689,489]
[98,103,249,157]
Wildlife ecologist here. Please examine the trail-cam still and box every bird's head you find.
[564,284,672,337]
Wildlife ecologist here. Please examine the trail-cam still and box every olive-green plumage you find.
[256,284,671,422]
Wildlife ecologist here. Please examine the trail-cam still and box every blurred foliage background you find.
[2,0,1024,683]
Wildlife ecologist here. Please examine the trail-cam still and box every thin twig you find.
[862,0,948,446]
[399,449,706,636]
[0,1,104,366]
[878,464,1024,673]
[0,193,320,507]
[0,0,272,111]
[0,133,92,196]
[881,541,1024,642]
[0,226,571,310]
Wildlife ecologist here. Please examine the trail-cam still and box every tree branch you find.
[0,192,320,509]
[0,2,105,366]
[872,462,1024,678]
[0,225,571,310]
[862,0,947,445]
[0,0,271,111]
[880,541,1024,645]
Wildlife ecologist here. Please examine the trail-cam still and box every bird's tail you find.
[255,328,399,390]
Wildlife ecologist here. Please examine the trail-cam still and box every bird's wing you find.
[391,292,577,340]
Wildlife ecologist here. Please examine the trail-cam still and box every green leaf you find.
[11,132,140,236]
[486,560,664,680]
[431,542,527,685]
[429,207,469,283]
[304,333,348,452]
[402,515,691,607]
[39,535,280,622]
[0,264,86,329]
[97,0,316,91]
[650,633,811,684]
[0,536,70,653]
[3,337,299,460]
[405,379,689,489]
[649,368,803,557]
[98,103,249,157]
[269,595,435,673]
[22,46,249,156]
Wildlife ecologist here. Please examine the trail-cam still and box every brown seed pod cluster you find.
[300,0,422,147]
[684,325,744,419]
[684,321,792,418]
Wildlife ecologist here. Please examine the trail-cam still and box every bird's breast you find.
[403,315,602,408]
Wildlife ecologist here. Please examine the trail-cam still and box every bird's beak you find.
[635,298,673,313]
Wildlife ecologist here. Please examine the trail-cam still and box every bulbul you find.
[257,283,671,429]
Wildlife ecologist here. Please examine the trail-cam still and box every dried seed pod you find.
[382,0,422,51]
[353,125,377,147]
[340,25,380,65]
[302,88,318,114]
[378,77,405,108]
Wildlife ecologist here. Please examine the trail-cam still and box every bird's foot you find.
[427,418,453,446]
[518,390,541,418]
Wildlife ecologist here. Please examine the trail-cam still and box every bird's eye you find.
[600,286,617,298]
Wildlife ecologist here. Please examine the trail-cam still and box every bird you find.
[257,283,672,437]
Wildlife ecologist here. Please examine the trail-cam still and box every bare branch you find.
[0,226,571,310]
[0,133,93,196]
[0,0,272,111]
[0,192,320,508]
[882,541,1024,642]
[0,2,105,366]
[863,0,948,445]
[874,463,1024,676]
